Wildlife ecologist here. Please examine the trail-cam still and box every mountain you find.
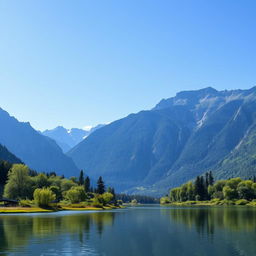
[42,125,105,152]
[0,144,22,164]
[68,87,256,196]
[0,108,78,176]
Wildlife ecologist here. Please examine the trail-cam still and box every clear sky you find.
[0,0,256,130]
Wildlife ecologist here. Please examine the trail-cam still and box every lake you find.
[0,205,255,256]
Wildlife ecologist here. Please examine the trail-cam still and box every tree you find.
[187,181,195,200]
[33,173,50,188]
[223,186,237,200]
[194,176,205,200]
[33,188,56,207]
[65,186,87,203]
[237,180,254,200]
[84,176,90,192]
[131,199,138,204]
[102,192,114,205]
[79,170,84,185]
[4,164,33,199]
[107,187,116,200]
[70,176,77,183]
[209,171,214,186]
[49,185,62,200]
[61,179,77,193]
[97,176,105,194]
[0,160,12,196]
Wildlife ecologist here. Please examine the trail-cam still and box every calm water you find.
[0,205,256,256]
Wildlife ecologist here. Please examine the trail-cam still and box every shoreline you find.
[0,205,123,214]
[161,200,256,207]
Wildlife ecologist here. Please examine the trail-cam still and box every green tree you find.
[33,173,50,188]
[223,186,237,200]
[49,185,62,200]
[84,176,90,192]
[102,192,114,205]
[78,170,84,185]
[4,164,33,199]
[187,181,195,200]
[33,188,56,207]
[61,179,77,193]
[65,186,87,203]
[131,199,138,204]
[237,180,254,200]
[97,176,105,194]
[208,171,214,185]
[70,176,77,183]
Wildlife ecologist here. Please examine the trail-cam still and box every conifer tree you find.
[97,176,105,194]
[84,176,90,192]
[79,170,84,185]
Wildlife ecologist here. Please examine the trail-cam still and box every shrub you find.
[33,188,56,208]
[235,199,249,205]
[92,196,103,208]
[160,196,171,204]
[19,199,33,207]
[102,192,114,205]
[65,186,87,203]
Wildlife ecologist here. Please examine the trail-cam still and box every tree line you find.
[1,163,117,208]
[116,193,159,204]
[161,171,256,203]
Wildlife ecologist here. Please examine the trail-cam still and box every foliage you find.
[116,194,158,203]
[97,176,105,194]
[91,195,103,208]
[102,192,114,205]
[4,164,33,199]
[78,170,84,185]
[61,179,77,194]
[1,162,116,208]
[33,173,50,188]
[84,176,90,192]
[163,174,256,204]
[131,199,138,204]
[33,188,56,207]
[65,186,87,203]
[160,196,171,204]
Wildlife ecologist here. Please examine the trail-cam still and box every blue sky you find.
[0,0,256,130]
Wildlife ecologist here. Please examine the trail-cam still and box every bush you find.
[19,199,33,207]
[102,192,114,205]
[131,199,138,204]
[91,196,103,208]
[33,188,56,208]
[160,196,171,204]
[235,199,249,205]
[65,186,87,203]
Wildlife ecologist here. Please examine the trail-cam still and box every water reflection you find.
[0,207,256,256]
[0,211,115,254]
[162,206,256,235]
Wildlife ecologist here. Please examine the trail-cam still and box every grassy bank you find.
[161,199,256,207]
[0,204,122,214]
[0,207,54,213]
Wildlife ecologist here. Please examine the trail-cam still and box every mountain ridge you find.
[0,108,79,176]
[68,87,256,196]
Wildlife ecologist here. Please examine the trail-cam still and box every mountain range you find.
[68,87,256,196]
[42,125,105,153]
[1,87,256,196]
[0,108,78,176]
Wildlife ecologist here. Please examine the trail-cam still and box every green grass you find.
[161,199,256,207]
[0,207,54,213]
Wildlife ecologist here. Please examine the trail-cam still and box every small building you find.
[0,198,19,207]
